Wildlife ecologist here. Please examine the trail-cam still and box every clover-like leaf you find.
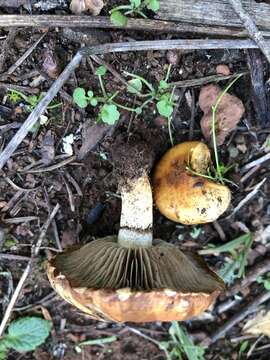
[90,98,98,107]
[73,87,88,108]
[95,65,107,76]
[146,0,160,12]
[157,95,174,118]
[130,0,141,8]
[110,10,128,26]
[127,78,143,94]
[159,80,169,90]
[100,104,120,124]
[87,90,94,98]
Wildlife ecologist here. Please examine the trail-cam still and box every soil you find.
[0,2,270,360]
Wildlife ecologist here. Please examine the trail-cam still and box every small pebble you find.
[166,50,180,65]
[216,64,231,76]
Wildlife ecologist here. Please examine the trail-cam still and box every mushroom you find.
[153,141,231,225]
[47,170,224,322]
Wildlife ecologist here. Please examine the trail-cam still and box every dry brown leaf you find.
[243,310,270,337]
[70,0,104,15]
[199,84,245,145]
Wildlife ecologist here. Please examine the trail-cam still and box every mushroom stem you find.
[118,173,153,248]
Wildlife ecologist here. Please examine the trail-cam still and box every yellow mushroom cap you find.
[153,141,231,225]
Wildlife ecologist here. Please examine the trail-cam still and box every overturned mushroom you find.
[153,141,231,225]
[48,169,224,322]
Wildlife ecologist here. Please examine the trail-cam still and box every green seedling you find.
[238,340,249,360]
[200,233,253,284]
[110,0,160,26]
[73,64,175,125]
[73,65,137,125]
[257,273,270,290]
[0,317,52,360]
[8,89,61,113]
[167,322,205,360]
[75,336,117,353]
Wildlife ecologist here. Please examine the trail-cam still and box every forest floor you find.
[0,1,270,359]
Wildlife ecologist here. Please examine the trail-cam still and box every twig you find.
[168,72,247,88]
[0,253,30,261]
[241,152,270,172]
[6,32,47,76]
[0,82,39,94]
[0,41,262,170]
[3,216,39,224]
[230,177,266,216]
[228,0,270,63]
[1,15,269,38]
[226,256,270,297]
[0,203,60,336]
[202,290,270,345]
[20,156,76,173]
[246,49,269,128]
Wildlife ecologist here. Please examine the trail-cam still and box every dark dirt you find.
[0,3,270,359]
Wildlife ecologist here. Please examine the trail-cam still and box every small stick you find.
[230,177,266,216]
[202,290,270,345]
[0,253,30,261]
[228,0,270,63]
[0,203,60,336]
[226,256,270,297]
[241,152,270,172]
[6,32,47,75]
[0,14,267,38]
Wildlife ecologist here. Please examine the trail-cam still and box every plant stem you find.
[211,74,242,182]
[98,75,108,98]
[118,173,153,248]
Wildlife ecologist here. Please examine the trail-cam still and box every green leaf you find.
[90,98,98,107]
[95,66,107,77]
[159,80,168,90]
[6,317,52,353]
[130,0,141,8]
[127,78,143,94]
[87,90,94,98]
[100,104,120,125]
[146,0,160,12]
[157,98,173,118]
[110,11,128,26]
[73,88,88,108]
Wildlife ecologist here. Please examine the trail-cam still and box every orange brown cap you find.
[153,141,231,225]
[47,236,224,323]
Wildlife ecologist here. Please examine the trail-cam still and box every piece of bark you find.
[78,122,112,160]
[0,0,27,7]
[157,0,270,29]
[247,49,269,128]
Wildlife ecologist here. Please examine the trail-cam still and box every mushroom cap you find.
[47,265,220,322]
[47,236,224,322]
[153,141,231,224]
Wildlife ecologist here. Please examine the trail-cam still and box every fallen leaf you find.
[70,0,104,15]
[199,84,245,145]
[42,48,60,79]
[41,130,55,165]
[243,310,270,337]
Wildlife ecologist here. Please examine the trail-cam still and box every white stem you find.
[118,173,153,248]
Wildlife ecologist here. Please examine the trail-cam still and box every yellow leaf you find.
[243,310,270,337]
